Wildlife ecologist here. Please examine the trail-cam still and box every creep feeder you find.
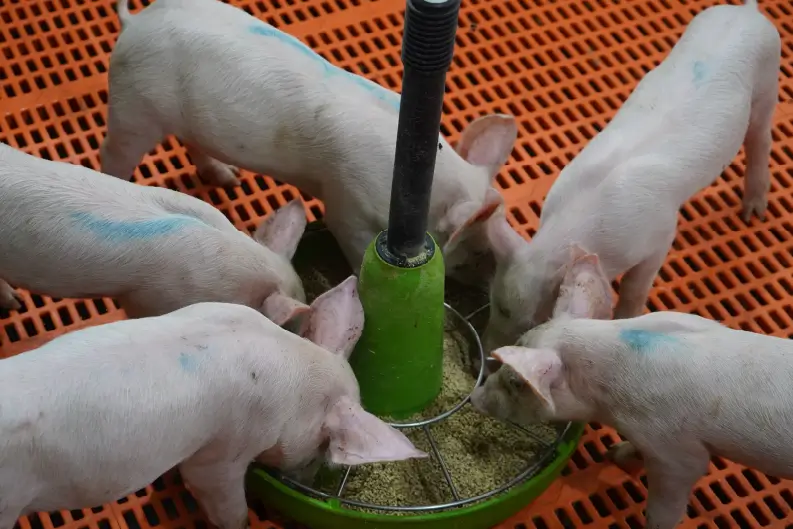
[247,0,583,526]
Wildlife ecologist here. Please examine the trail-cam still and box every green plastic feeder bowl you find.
[247,422,583,529]
[246,223,585,529]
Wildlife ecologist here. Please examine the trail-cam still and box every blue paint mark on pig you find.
[692,61,707,86]
[249,22,400,110]
[179,352,199,373]
[71,212,205,242]
[619,329,678,354]
[249,24,332,74]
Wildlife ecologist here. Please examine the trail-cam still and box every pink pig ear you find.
[492,346,562,414]
[569,243,588,262]
[324,396,428,466]
[442,188,504,251]
[253,200,308,260]
[300,276,364,359]
[485,210,526,263]
[553,250,613,321]
[261,291,310,326]
[456,114,518,178]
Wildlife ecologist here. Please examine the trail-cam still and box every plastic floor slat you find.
[1,0,793,528]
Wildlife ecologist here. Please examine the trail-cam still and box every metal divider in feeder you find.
[246,0,585,526]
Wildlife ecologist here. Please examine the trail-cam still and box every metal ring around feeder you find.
[262,301,574,514]
[270,421,572,513]
[384,302,486,430]
[463,302,504,373]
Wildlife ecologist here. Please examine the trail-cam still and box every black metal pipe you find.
[385,0,461,261]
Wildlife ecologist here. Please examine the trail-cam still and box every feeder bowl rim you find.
[259,421,575,513]
[257,299,575,513]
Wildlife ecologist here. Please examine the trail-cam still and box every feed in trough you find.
[294,257,557,511]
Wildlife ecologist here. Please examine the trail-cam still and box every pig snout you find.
[469,369,513,423]
[470,386,492,415]
[283,455,324,483]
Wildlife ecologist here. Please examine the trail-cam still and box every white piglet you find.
[472,272,793,529]
[0,277,425,529]
[0,143,307,323]
[478,245,613,375]
[101,0,518,282]
[482,0,780,350]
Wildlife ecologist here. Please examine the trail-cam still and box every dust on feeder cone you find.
[349,0,461,419]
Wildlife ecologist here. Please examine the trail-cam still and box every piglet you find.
[477,246,613,376]
[0,276,425,529]
[0,142,308,323]
[472,267,793,529]
[102,0,517,283]
[482,0,780,351]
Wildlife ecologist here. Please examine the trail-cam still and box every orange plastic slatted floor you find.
[1,0,792,528]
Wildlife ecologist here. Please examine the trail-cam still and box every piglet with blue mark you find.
[482,0,780,352]
[0,276,425,529]
[472,261,793,529]
[101,0,518,285]
[0,142,308,324]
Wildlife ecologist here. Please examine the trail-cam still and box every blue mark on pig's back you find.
[179,352,199,373]
[249,24,329,70]
[70,212,206,243]
[619,329,678,354]
[249,22,400,110]
[692,60,707,86]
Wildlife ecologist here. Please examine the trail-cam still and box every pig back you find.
[0,144,232,299]
[566,316,793,478]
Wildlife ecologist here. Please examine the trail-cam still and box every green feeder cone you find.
[349,231,445,419]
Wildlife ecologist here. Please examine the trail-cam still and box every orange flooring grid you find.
[1,0,793,528]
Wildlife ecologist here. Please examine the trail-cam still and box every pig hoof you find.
[606,441,644,475]
[0,287,23,312]
[741,198,767,223]
[197,162,241,188]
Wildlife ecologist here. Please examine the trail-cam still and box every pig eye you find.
[496,302,511,318]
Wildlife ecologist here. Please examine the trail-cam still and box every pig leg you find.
[100,101,163,181]
[0,279,22,311]
[0,510,20,529]
[741,88,776,222]
[0,478,34,529]
[180,460,249,529]
[0,503,23,529]
[614,242,672,319]
[185,144,240,189]
[642,445,709,529]
[605,441,644,475]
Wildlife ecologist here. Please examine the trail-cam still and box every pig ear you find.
[492,346,562,414]
[553,251,613,320]
[569,243,588,262]
[485,211,525,263]
[324,396,428,466]
[442,188,504,250]
[300,276,364,359]
[456,114,518,178]
[253,200,307,260]
[261,291,310,326]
